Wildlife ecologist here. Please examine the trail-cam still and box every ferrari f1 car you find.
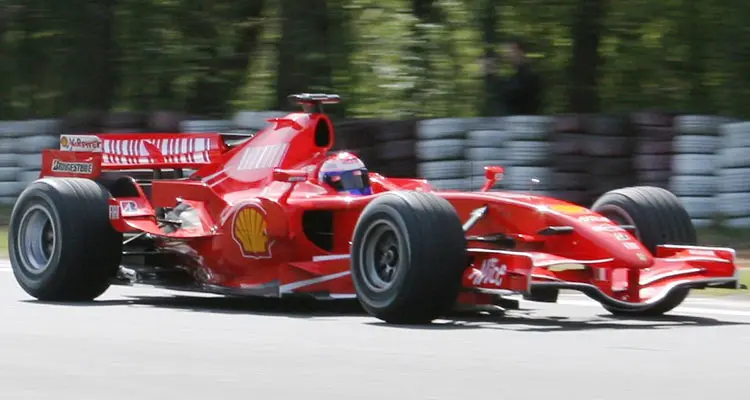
[8,93,744,324]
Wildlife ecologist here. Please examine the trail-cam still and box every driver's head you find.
[318,152,372,196]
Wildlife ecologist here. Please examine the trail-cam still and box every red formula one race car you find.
[7,93,744,324]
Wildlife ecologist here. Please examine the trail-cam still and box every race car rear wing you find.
[41,133,227,178]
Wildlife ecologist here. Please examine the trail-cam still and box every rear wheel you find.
[9,178,123,301]
[591,186,697,316]
[350,191,467,324]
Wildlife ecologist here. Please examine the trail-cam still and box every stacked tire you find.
[551,115,589,205]
[179,119,232,134]
[231,111,287,135]
[496,116,555,194]
[717,122,750,228]
[670,115,732,227]
[374,120,418,178]
[583,115,637,204]
[416,118,471,191]
[464,117,507,191]
[0,120,61,205]
[333,119,381,169]
[631,111,677,189]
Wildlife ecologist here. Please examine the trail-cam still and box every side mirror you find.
[273,168,309,205]
[272,168,309,183]
[480,166,504,192]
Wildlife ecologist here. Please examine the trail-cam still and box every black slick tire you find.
[350,191,467,324]
[9,177,123,301]
[591,185,697,316]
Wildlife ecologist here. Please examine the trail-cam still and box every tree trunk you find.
[274,0,334,112]
[566,0,606,113]
[184,0,266,116]
[478,0,499,116]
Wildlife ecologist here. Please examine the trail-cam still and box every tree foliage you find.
[1,0,749,120]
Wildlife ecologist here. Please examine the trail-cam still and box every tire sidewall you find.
[9,186,66,295]
[351,202,413,311]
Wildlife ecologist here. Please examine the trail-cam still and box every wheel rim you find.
[359,219,406,293]
[595,204,640,241]
[16,204,57,273]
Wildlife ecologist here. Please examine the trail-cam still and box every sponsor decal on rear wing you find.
[60,135,103,152]
[42,150,102,179]
[56,133,226,169]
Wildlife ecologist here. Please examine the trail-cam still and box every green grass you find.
[699,270,750,297]
[0,226,6,257]
[0,205,10,258]
[696,226,750,250]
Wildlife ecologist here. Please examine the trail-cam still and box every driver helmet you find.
[318,152,372,196]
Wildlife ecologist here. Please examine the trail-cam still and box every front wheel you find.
[591,186,697,316]
[9,178,123,301]
[350,191,467,324]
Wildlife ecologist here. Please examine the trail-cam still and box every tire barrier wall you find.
[668,116,735,227]
[1,111,749,229]
[717,122,750,228]
[0,119,61,205]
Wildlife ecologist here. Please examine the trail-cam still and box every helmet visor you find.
[324,169,371,194]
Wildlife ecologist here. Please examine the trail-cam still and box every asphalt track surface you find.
[2,259,750,400]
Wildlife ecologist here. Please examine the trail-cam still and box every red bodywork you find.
[39,97,741,310]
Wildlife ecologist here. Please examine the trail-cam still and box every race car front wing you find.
[463,245,743,311]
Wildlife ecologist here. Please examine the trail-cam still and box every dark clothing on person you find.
[504,63,542,115]
[484,62,543,116]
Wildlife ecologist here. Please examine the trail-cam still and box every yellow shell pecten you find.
[234,207,268,254]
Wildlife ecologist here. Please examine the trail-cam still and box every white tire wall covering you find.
[467,130,507,148]
[502,166,556,191]
[717,168,750,193]
[0,119,61,137]
[16,154,42,169]
[180,120,232,133]
[417,118,473,140]
[720,122,750,148]
[717,121,750,228]
[462,118,509,192]
[0,121,63,205]
[417,160,467,180]
[0,167,21,182]
[415,118,471,190]
[429,178,474,192]
[232,111,286,132]
[0,154,15,168]
[18,170,41,184]
[415,139,465,161]
[504,116,553,141]
[504,141,551,166]
[1,113,750,227]
[672,135,719,154]
[0,182,24,198]
[668,115,727,224]
[492,116,554,192]
[673,115,737,136]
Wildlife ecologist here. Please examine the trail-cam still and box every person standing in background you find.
[481,37,543,116]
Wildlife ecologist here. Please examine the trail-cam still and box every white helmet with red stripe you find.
[318,152,372,195]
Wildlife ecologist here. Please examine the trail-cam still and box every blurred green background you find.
[3,0,749,120]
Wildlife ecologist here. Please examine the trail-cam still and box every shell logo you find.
[231,203,273,258]
[60,136,69,148]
